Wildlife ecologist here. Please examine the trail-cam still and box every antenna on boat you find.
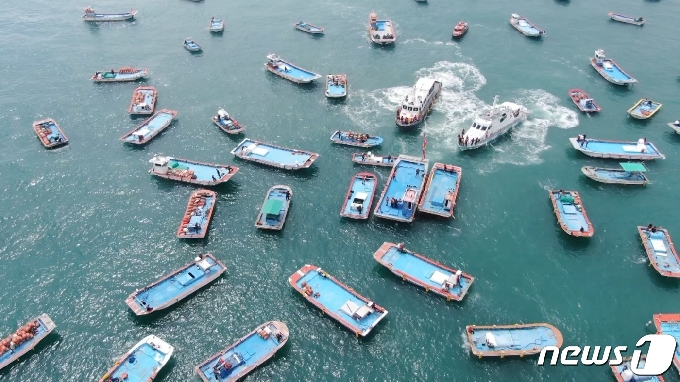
[492,95,499,109]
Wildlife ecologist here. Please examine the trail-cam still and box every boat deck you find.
[33,119,68,148]
[629,99,661,119]
[129,87,156,114]
[341,173,377,219]
[210,19,224,31]
[0,314,56,370]
[374,156,428,222]
[231,138,318,170]
[653,313,680,372]
[419,164,461,217]
[549,190,593,236]
[331,131,383,147]
[256,186,291,229]
[326,77,347,97]
[122,110,176,144]
[513,19,541,35]
[93,69,146,81]
[592,60,634,82]
[108,343,167,381]
[266,61,319,82]
[639,227,680,277]
[570,138,663,160]
[584,167,647,184]
[177,191,216,239]
[467,324,562,356]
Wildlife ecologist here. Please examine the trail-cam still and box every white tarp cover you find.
[340,300,361,316]
[355,192,368,200]
[197,259,212,270]
[430,271,448,285]
[485,332,497,347]
[622,145,644,153]
[651,239,667,253]
[251,147,269,156]
[137,128,151,136]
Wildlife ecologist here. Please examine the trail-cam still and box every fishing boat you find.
[608,12,645,26]
[330,131,383,148]
[652,314,680,374]
[590,49,637,85]
[581,162,649,185]
[569,136,665,160]
[548,189,594,237]
[0,314,56,371]
[452,22,468,38]
[230,138,319,170]
[293,21,324,34]
[255,185,292,230]
[351,152,396,167]
[209,17,224,32]
[126,254,226,315]
[32,118,68,148]
[395,78,443,128]
[374,155,429,223]
[340,172,377,219]
[418,163,461,218]
[195,321,289,382]
[264,54,321,84]
[464,323,563,358]
[184,37,202,52]
[509,14,545,37]
[325,74,347,98]
[368,12,396,45]
[628,98,662,119]
[177,190,217,239]
[99,335,173,382]
[458,96,529,150]
[149,156,238,186]
[288,264,388,337]
[568,88,601,113]
[120,109,178,145]
[638,225,680,278]
[91,67,148,83]
[212,109,245,135]
[82,7,137,22]
[128,86,157,115]
[373,242,474,301]
[668,120,680,134]
[611,355,665,382]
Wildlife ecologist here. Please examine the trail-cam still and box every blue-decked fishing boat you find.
[149,155,238,186]
[418,163,462,218]
[264,54,321,84]
[209,17,224,32]
[125,254,227,315]
[653,314,680,374]
[581,163,649,185]
[121,109,178,145]
[340,172,377,219]
[590,49,637,85]
[330,131,383,148]
[464,323,563,358]
[569,137,664,161]
[184,37,202,52]
[549,189,594,237]
[32,118,68,148]
[255,185,292,230]
[212,109,245,135]
[374,242,474,301]
[325,74,347,98]
[195,321,289,382]
[231,138,319,170]
[628,98,662,119]
[368,12,396,45]
[509,14,545,37]
[374,155,429,223]
[177,190,217,239]
[293,21,324,34]
[82,7,137,21]
[351,152,396,167]
[91,67,148,83]
[611,355,665,382]
[0,314,56,371]
[128,86,157,115]
[289,264,388,337]
[638,225,680,278]
[608,12,645,26]
[99,335,173,382]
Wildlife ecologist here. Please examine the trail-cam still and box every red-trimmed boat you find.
[177,190,217,239]
[548,190,594,237]
[418,163,461,218]
[452,22,468,38]
[637,225,680,278]
[652,314,680,374]
[568,88,601,113]
[128,86,157,115]
[340,172,377,219]
[33,118,68,149]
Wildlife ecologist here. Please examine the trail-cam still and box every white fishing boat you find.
[395,78,442,128]
[458,96,529,151]
[82,7,137,22]
[209,18,224,32]
[184,38,202,52]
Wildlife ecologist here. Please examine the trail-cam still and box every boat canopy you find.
[354,192,368,201]
[620,162,647,172]
[262,199,283,215]
[218,109,229,118]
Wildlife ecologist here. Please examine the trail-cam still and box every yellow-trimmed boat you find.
[627,98,662,120]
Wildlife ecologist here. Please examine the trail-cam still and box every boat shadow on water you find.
[150,176,241,194]
[554,0,570,5]
[231,158,320,179]
[0,332,62,377]
[265,74,320,94]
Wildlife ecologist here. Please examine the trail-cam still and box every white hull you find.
[459,99,528,151]
[668,123,680,134]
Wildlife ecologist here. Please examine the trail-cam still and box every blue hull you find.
[265,56,321,84]
[549,190,594,237]
[638,226,680,278]
[0,314,56,371]
[121,109,177,144]
[418,163,461,218]
[465,323,563,357]
[581,166,648,185]
[100,335,173,382]
[149,156,239,186]
[590,58,637,85]
[569,137,664,160]
[374,155,428,223]
[231,138,319,170]
[340,172,377,219]
[330,131,383,148]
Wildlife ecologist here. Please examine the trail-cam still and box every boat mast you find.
[492,95,499,110]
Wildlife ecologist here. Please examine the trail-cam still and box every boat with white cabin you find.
[590,49,636,85]
[395,78,442,128]
[458,96,529,151]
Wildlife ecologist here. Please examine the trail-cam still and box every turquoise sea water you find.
[1,0,680,380]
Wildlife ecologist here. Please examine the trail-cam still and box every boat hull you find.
[128,86,157,115]
[212,116,245,135]
[568,88,601,112]
[509,16,545,37]
[121,109,177,144]
[374,155,429,223]
[210,20,225,32]
[580,166,648,185]
[294,23,324,34]
[330,131,383,147]
[264,56,321,84]
[653,314,680,374]
[340,172,377,219]
[568,137,664,160]
[549,190,594,237]
[458,103,529,151]
[638,226,680,278]
[177,190,217,239]
[149,157,239,186]
[91,68,148,83]
[255,185,292,230]
[452,23,468,37]
[351,152,396,167]
[668,123,680,134]
[325,74,347,98]
[99,335,173,382]
[465,323,563,357]
[231,138,319,170]
[0,314,56,371]
[627,98,662,119]
[590,58,636,85]
[395,81,442,128]
[418,163,461,218]
[32,118,68,149]
[609,13,645,26]
[82,12,136,22]
[368,16,396,45]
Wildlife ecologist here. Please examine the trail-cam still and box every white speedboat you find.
[395,78,442,128]
[209,18,224,32]
[184,38,202,52]
[458,96,529,150]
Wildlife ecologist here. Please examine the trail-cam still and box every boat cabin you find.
[149,156,171,174]
[619,162,647,174]
[403,187,418,210]
[594,49,607,65]
[351,192,368,210]
[340,300,375,320]
[430,270,462,290]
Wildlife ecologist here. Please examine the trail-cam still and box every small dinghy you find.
[581,162,648,185]
[373,242,474,301]
[231,138,319,170]
[99,335,173,382]
[652,314,680,374]
[330,131,383,148]
[293,21,324,34]
[374,155,429,223]
[465,323,563,358]
[668,120,680,134]
[0,314,56,371]
[569,136,664,161]
[351,152,396,167]
[369,12,396,45]
[264,53,321,84]
[212,109,245,135]
[611,355,665,382]
[128,86,157,115]
[638,225,680,278]
[549,189,594,237]
[121,109,178,145]
[590,49,636,85]
[289,264,388,337]
[255,185,292,230]
[609,12,645,26]
[177,190,217,239]
[82,7,136,22]
[126,254,226,315]
[628,98,662,119]
[509,14,545,37]
[418,163,462,218]
[195,321,289,382]
[33,118,68,148]
[325,74,347,98]
[91,67,148,83]
[184,37,202,52]
[149,156,238,186]
[340,172,378,219]
[452,22,468,38]
[209,17,224,32]
[568,88,600,113]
